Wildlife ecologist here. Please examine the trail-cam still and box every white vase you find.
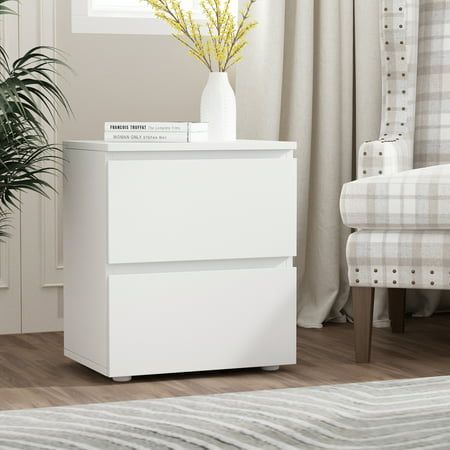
[200,72,236,141]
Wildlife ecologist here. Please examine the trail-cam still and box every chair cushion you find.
[347,230,450,289]
[340,164,450,230]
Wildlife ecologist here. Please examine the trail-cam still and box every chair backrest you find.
[414,0,450,168]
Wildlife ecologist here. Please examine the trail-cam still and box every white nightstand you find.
[63,140,297,381]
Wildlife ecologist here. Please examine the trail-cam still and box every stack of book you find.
[104,122,209,143]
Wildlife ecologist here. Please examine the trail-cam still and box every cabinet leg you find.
[261,365,280,372]
[112,376,132,383]
[353,287,375,363]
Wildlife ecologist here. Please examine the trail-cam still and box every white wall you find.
[56,1,209,140]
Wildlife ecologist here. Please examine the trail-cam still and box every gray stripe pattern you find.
[2,376,450,449]
[415,0,450,168]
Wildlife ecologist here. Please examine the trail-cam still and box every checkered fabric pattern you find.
[347,230,450,289]
[414,0,450,168]
[358,0,419,179]
[341,164,450,229]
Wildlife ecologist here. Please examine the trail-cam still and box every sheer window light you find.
[90,0,194,17]
[72,0,236,35]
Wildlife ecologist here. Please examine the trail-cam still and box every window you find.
[90,0,155,16]
[90,0,196,17]
[73,0,171,35]
[72,0,237,35]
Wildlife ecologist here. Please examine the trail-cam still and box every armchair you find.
[340,0,450,362]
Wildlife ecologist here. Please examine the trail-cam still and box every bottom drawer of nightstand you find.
[108,268,296,377]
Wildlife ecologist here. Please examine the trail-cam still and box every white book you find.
[104,131,208,143]
[105,122,208,134]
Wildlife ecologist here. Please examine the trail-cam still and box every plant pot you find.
[200,72,236,141]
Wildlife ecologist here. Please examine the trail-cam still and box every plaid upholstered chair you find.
[340,0,450,362]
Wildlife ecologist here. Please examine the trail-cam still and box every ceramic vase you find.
[200,72,236,141]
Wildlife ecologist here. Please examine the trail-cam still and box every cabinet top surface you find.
[63,140,297,152]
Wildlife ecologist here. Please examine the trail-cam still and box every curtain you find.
[237,0,357,328]
[237,0,450,328]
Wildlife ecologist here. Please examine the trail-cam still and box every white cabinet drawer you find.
[107,159,297,264]
[108,268,297,377]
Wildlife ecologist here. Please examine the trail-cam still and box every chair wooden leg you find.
[388,288,406,333]
[353,287,375,363]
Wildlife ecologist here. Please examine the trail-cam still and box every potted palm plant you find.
[0,0,71,238]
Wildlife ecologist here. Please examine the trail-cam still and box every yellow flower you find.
[144,0,257,72]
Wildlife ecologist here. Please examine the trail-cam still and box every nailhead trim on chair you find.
[346,229,450,290]
[348,266,444,289]
[380,0,410,136]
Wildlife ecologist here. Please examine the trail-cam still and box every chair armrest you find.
[357,138,413,178]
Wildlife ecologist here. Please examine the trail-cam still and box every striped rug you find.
[1,376,450,449]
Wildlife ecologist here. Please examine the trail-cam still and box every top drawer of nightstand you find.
[107,158,297,264]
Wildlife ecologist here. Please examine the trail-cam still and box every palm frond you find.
[0,0,16,15]
[0,0,71,239]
